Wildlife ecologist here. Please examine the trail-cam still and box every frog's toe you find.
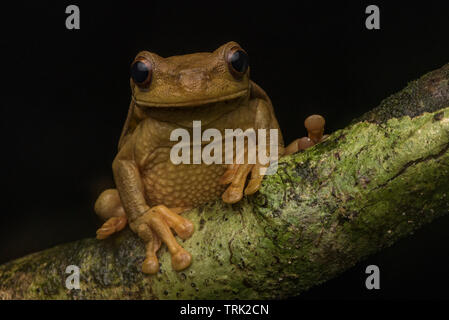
[220,164,239,185]
[283,137,315,155]
[155,205,194,240]
[244,163,265,195]
[142,239,161,274]
[222,163,253,204]
[245,178,262,196]
[222,185,244,204]
[142,255,159,274]
[172,249,192,271]
[245,180,261,195]
[136,224,162,274]
[96,216,128,239]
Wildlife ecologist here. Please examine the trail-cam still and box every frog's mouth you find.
[132,89,248,108]
[133,90,249,127]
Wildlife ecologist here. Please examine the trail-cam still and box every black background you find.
[1,1,448,299]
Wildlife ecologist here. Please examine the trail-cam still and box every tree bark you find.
[1,64,448,300]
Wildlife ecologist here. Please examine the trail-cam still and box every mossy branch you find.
[1,64,448,300]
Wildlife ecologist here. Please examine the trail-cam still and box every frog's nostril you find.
[178,70,210,92]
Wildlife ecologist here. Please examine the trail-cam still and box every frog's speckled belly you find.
[142,155,227,208]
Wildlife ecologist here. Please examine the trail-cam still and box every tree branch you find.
[1,64,448,300]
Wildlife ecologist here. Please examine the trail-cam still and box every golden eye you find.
[130,57,152,88]
[226,46,249,79]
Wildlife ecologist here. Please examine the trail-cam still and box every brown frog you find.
[94,41,327,274]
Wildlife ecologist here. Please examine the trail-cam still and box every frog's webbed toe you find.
[283,114,327,156]
[133,205,194,274]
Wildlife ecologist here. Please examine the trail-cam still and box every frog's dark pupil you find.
[131,61,149,83]
[230,50,248,73]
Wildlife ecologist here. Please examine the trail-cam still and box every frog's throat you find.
[132,89,248,108]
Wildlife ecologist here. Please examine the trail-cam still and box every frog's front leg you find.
[221,99,281,203]
[96,129,194,274]
[114,159,194,273]
[220,106,328,203]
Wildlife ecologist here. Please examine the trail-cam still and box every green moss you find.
[356,63,449,123]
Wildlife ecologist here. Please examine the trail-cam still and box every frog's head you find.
[129,41,250,107]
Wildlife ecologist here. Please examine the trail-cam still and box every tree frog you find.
[94,42,326,274]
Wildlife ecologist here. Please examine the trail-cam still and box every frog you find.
[94,41,327,274]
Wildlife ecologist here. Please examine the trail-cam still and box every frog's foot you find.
[221,163,252,204]
[220,115,328,202]
[220,139,274,202]
[283,114,328,156]
[95,189,128,239]
[132,205,194,274]
[220,162,267,203]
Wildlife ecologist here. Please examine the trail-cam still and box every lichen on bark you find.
[0,64,448,300]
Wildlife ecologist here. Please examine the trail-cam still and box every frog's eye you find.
[227,46,249,79]
[130,57,152,88]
